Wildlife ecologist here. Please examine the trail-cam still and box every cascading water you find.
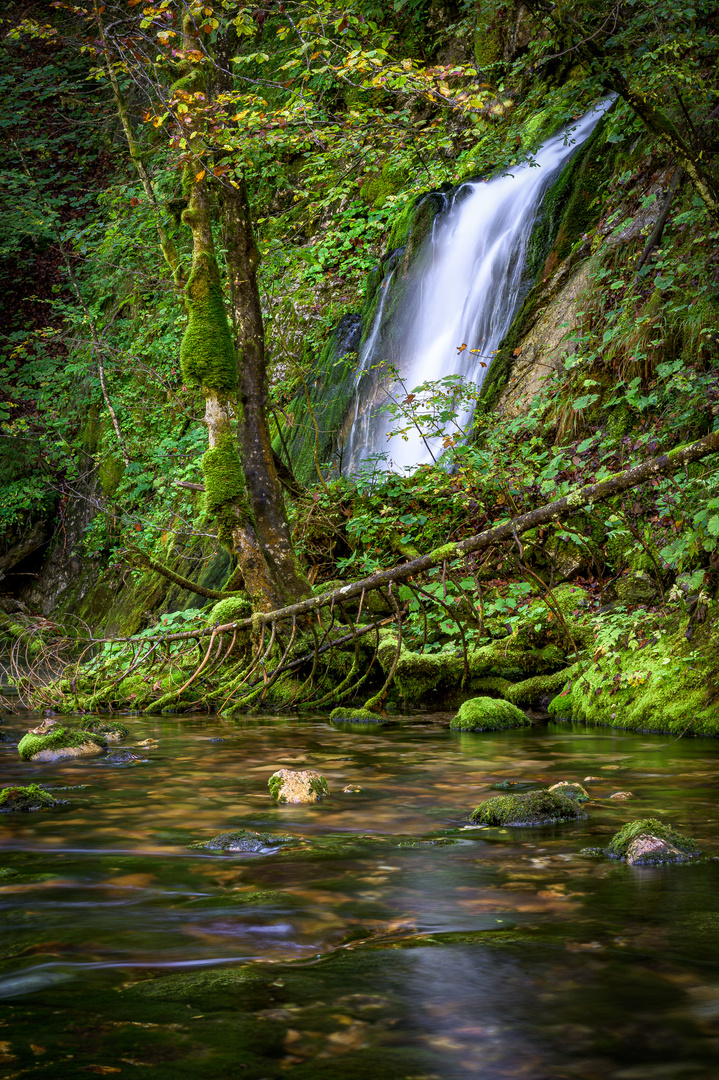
[343,100,612,474]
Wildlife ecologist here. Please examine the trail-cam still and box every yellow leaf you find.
[195,169,206,181]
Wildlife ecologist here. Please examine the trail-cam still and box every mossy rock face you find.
[548,781,589,802]
[606,818,701,865]
[470,789,584,826]
[17,726,105,763]
[0,784,58,812]
[268,768,330,804]
[329,706,386,723]
[190,829,298,853]
[80,720,128,741]
[450,696,529,732]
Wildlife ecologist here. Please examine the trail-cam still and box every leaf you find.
[512,347,521,356]
[456,343,467,353]
[195,169,206,181]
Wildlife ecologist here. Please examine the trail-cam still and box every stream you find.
[2,710,719,1078]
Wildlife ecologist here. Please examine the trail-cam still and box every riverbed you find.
[2,710,719,1078]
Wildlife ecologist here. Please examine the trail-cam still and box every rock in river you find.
[191,829,297,852]
[470,789,584,826]
[17,725,105,763]
[548,781,589,802]
[268,769,330,804]
[450,696,530,732]
[0,784,59,812]
[607,818,700,865]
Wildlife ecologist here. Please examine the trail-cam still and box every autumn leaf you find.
[456,342,467,353]
[513,347,521,356]
[195,169,206,181]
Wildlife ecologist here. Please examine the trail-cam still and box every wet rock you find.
[0,784,58,812]
[81,720,129,742]
[17,725,104,763]
[607,818,701,865]
[137,738,159,748]
[492,779,518,790]
[191,829,297,852]
[329,707,386,723]
[343,785,363,793]
[470,789,584,826]
[105,750,141,765]
[583,776,603,782]
[268,768,330,804]
[548,781,589,802]
[609,790,635,800]
[28,718,60,736]
[450,696,530,732]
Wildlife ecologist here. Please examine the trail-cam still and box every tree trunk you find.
[220,177,312,608]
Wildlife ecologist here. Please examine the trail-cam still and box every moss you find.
[329,706,385,723]
[80,720,128,739]
[17,726,104,761]
[309,776,330,798]
[206,594,251,626]
[470,789,584,826]
[98,454,125,497]
[505,663,580,705]
[359,161,408,208]
[202,431,249,539]
[180,253,236,393]
[190,829,296,852]
[267,774,283,801]
[606,818,700,862]
[547,616,719,737]
[450,696,529,732]
[0,784,57,812]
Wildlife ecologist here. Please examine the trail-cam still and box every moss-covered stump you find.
[190,829,298,853]
[607,818,701,866]
[81,720,129,741]
[17,725,105,763]
[329,706,386,723]
[450,696,529,732]
[470,789,584,826]
[0,784,58,812]
[548,781,589,802]
[268,769,330,804]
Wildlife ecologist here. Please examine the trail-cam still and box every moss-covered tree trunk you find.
[180,174,295,613]
[220,178,312,609]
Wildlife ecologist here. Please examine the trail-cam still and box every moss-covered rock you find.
[206,594,252,626]
[548,780,589,802]
[450,696,529,732]
[80,720,128,741]
[606,818,701,865]
[268,768,330,804]
[329,706,386,723]
[17,725,105,763]
[0,784,57,812]
[470,789,584,826]
[190,829,298,852]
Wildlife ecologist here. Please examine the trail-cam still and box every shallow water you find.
[2,711,719,1078]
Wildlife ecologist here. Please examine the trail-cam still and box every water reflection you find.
[1,712,719,1076]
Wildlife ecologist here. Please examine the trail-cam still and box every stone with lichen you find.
[606,818,700,865]
[451,696,529,732]
[268,768,329,804]
[17,725,105,763]
[470,788,584,826]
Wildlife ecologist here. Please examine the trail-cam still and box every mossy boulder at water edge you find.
[80,720,128,741]
[268,769,330,804]
[190,829,299,853]
[17,725,105,762]
[0,784,58,812]
[606,818,701,866]
[329,706,387,723]
[470,789,584,826]
[451,696,529,732]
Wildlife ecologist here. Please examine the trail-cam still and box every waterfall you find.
[344,101,612,474]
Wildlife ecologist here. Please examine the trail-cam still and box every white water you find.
[344,101,612,473]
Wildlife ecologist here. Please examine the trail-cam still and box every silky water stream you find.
[2,710,719,1078]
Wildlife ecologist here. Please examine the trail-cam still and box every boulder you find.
[607,818,700,865]
[450,696,529,732]
[0,784,58,812]
[609,790,634,800]
[191,829,297,852]
[81,720,129,742]
[17,725,104,763]
[268,769,330,804]
[470,789,583,826]
[329,707,386,723]
[548,781,589,802]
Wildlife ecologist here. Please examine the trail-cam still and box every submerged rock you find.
[609,790,635,800]
[81,720,129,741]
[191,829,297,852]
[470,789,584,826]
[268,768,330,804]
[17,725,104,763]
[0,783,58,812]
[548,781,589,802]
[329,706,386,723]
[607,818,700,865]
[450,696,529,732]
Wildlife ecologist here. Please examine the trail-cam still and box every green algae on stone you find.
[329,706,387,723]
[81,720,129,741]
[470,789,584,826]
[606,818,701,865]
[190,829,298,853]
[268,768,330,803]
[548,780,589,802]
[17,726,104,762]
[0,784,57,813]
[451,696,529,732]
